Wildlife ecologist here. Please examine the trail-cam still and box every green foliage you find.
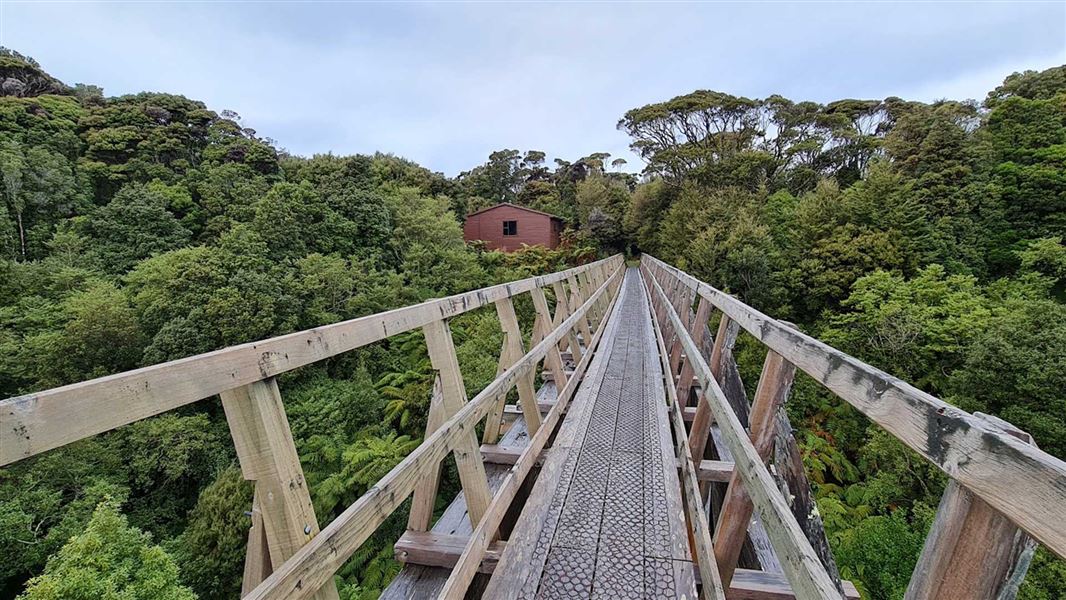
[84,182,191,273]
[1019,546,1066,600]
[834,507,932,600]
[948,298,1066,457]
[169,466,253,599]
[17,499,194,600]
[2,52,1065,600]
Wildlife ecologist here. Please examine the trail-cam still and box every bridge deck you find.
[486,268,696,599]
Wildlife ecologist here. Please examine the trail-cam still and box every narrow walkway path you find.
[486,268,695,599]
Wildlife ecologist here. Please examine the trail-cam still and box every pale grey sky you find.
[3,1,1064,174]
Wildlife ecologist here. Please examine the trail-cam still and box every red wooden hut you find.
[463,203,565,252]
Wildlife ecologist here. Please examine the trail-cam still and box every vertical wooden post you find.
[407,373,446,531]
[240,490,272,597]
[577,271,600,328]
[531,286,568,390]
[483,296,541,444]
[422,319,492,526]
[676,297,712,407]
[551,281,583,363]
[566,275,594,345]
[713,348,797,587]
[904,413,1037,600]
[482,333,512,446]
[221,378,340,600]
[668,285,692,376]
[688,315,734,466]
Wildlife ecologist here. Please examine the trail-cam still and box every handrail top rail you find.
[641,254,1066,560]
[0,255,624,466]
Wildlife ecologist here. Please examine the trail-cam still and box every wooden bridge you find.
[2,256,1065,599]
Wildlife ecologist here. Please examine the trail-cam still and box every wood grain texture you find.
[643,254,1066,560]
[714,349,796,586]
[221,379,339,600]
[243,260,624,600]
[644,268,843,600]
[1,256,621,466]
[407,374,447,531]
[676,297,712,409]
[904,414,1038,600]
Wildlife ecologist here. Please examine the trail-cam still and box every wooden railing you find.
[0,254,626,600]
[640,254,1066,600]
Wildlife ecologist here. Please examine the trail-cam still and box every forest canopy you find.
[0,47,1064,600]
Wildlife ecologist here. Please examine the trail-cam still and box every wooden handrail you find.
[643,262,844,599]
[641,254,1066,561]
[0,256,621,466]
[438,263,626,598]
[243,258,626,600]
[641,273,727,600]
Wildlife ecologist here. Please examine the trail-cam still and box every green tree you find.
[170,466,253,599]
[84,182,192,273]
[17,500,195,600]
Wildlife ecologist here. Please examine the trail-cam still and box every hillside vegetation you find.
[0,47,1063,599]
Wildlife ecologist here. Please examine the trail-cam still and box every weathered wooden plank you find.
[220,379,340,600]
[0,256,621,466]
[483,296,540,444]
[643,254,1066,560]
[531,286,569,391]
[566,274,594,346]
[714,348,797,587]
[904,413,1038,600]
[423,318,493,528]
[479,444,548,466]
[692,568,861,600]
[241,490,272,598]
[691,459,735,482]
[689,315,732,466]
[438,265,627,599]
[641,270,728,600]
[677,297,712,407]
[407,374,447,531]
[645,269,842,599]
[770,408,846,587]
[242,261,625,600]
[384,399,536,598]
[394,531,506,573]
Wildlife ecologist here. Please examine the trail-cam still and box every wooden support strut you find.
[667,280,690,376]
[551,280,583,364]
[566,274,594,345]
[645,267,843,600]
[676,297,711,407]
[236,257,623,600]
[689,314,731,468]
[221,378,340,600]
[422,319,492,527]
[714,347,798,588]
[436,263,627,599]
[531,286,569,389]
[642,254,1066,560]
[483,295,541,445]
[904,413,1038,600]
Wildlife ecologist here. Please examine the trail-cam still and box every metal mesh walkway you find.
[485,267,695,599]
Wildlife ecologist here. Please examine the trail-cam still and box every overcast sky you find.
[3,1,1064,175]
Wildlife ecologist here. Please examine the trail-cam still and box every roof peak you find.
[465,202,565,221]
